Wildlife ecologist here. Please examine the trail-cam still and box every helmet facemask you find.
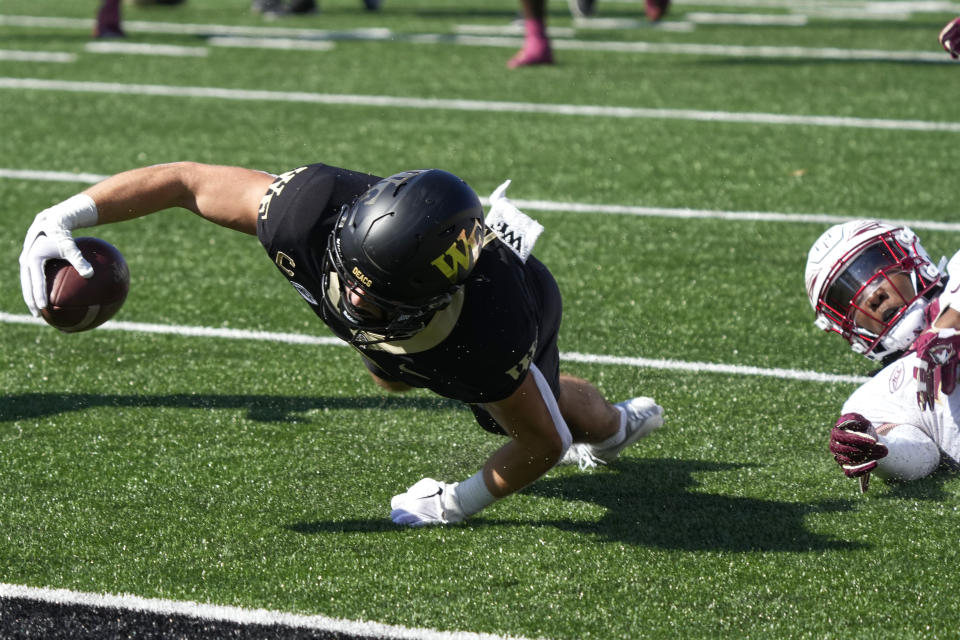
[812,227,941,361]
[321,224,453,346]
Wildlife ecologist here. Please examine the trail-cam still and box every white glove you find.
[19,194,99,316]
[390,477,466,526]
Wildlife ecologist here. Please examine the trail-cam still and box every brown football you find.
[40,237,130,333]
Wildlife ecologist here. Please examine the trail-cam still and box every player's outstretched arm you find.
[830,414,942,488]
[20,162,274,315]
[87,162,273,234]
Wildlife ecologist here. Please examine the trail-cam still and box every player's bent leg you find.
[557,393,663,468]
[555,374,621,443]
[591,397,664,463]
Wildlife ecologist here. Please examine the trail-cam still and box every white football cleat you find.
[592,397,664,464]
[557,397,664,470]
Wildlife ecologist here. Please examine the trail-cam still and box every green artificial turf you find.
[2,1,960,638]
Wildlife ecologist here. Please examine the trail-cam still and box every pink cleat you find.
[507,45,554,68]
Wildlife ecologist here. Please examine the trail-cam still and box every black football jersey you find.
[257,163,561,404]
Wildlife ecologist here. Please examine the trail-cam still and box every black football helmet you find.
[322,169,485,345]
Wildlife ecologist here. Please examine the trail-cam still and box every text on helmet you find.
[430,220,484,282]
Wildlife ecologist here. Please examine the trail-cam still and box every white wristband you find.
[46,193,99,230]
[446,470,496,518]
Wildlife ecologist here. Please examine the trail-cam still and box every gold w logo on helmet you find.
[430,220,483,282]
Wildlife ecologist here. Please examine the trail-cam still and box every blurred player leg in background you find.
[569,0,670,21]
[252,0,380,16]
[508,0,553,68]
[644,0,670,21]
[102,0,187,38]
[94,0,124,38]
[568,0,595,18]
[251,0,317,15]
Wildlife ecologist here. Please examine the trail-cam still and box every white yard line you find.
[0,583,536,640]
[670,0,960,10]
[208,36,335,50]
[0,312,869,385]
[84,41,209,56]
[0,168,110,184]
[544,38,947,62]
[2,77,959,133]
[684,12,809,25]
[0,49,75,63]
[4,167,960,234]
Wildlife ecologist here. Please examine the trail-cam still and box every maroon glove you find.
[940,18,960,59]
[911,329,960,410]
[829,413,888,490]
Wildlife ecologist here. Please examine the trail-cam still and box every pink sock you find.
[507,19,553,68]
[524,17,548,47]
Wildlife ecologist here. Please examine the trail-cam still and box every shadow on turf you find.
[289,459,869,552]
[1,392,459,423]
[871,464,958,502]
[521,459,866,552]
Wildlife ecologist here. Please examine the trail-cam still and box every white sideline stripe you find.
[0,168,109,184]
[561,351,867,384]
[685,12,809,25]
[0,14,949,62]
[672,0,960,10]
[0,15,391,39]
[84,42,209,57]
[545,39,948,62]
[505,198,960,233]
[3,77,960,133]
[571,17,696,31]
[0,583,534,640]
[6,167,960,234]
[455,21,692,34]
[0,312,342,346]
[0,313,868,385]
[208,36,335,51]
[0,49,75,63]
[455,24,578,38]
[803,9,910,19]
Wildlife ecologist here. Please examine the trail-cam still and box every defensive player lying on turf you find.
[19,162,664,526]
[805,220,960,491]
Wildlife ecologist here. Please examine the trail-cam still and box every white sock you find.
[450,470,496,517]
